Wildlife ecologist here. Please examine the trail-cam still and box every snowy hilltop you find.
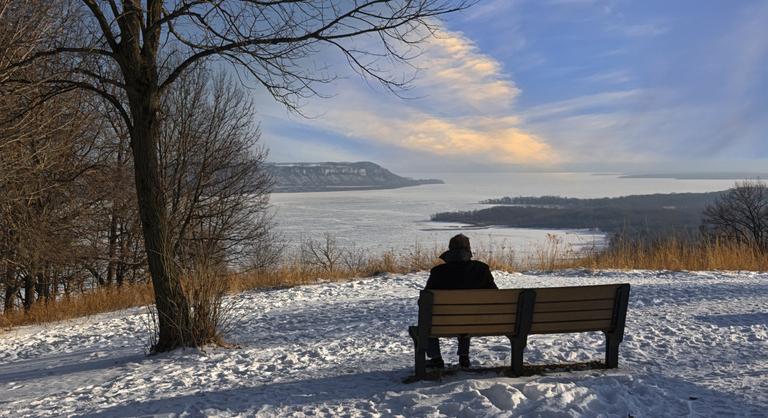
[266,161,443,192]
[1,270,767,417]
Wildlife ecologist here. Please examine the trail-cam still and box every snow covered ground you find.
[1,270,767,417]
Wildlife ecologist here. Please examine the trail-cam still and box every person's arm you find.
[425,269,436,289]
[485,266,498,289]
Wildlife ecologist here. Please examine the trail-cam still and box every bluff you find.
[266,161,443,192]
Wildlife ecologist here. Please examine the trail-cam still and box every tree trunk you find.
[106,212,118,286]
[126,80,193,352]
[116,222,127,287]
[41,270,51,303]
[51,274,58,301]
[23,273,34,311]
[106,140,125,287]
[3,263,18,313]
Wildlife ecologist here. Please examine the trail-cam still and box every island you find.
[432,192,726,235]
[266,161,443,193]
[620,172,767,180]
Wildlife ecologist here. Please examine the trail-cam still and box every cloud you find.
[263,28,559,167]
[313,109,556,164]
[462,0,517,21]
[607,22,669,38]
[522,89,644,120]
[546,0,601,5]
[405,118,555,164]
[415,32,521,111]
[582,69,633,85]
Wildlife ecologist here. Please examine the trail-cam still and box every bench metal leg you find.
[508,336,527,376]
[605,332,620,368]
[415,349,426,379]
[605,284,630,369]
[409,326,426,379]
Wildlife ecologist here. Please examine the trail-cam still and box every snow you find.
[1,270,767,417]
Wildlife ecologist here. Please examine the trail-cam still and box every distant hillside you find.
[433,191,727,235]
[267,161,443,192]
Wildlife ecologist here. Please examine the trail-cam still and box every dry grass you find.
[230,251,440,291]
[0,283,154,329]
[228,239,576,290]
[559,237,768,272]
[4,236,766,330]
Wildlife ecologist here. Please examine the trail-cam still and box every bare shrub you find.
[300,234,345,273]
[183,260,233,347]
[525,234,573,271]
[367,250,400,276]
[143,249,233,350]
[467,238,518,271]
[342,244,370,272]
[402,242,440,272]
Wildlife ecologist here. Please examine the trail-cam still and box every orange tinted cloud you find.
[304,29,560,165]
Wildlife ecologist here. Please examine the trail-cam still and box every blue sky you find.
[256,0,768,173]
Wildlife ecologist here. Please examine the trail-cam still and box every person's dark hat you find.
[440,234,472,262]
[448,234,471,251]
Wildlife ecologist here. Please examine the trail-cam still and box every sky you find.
[254,0,768,173]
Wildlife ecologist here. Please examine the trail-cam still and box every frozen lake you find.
[270,172,738,257]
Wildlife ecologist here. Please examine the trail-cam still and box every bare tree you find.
[159,66,273,271]
[2,0,472,351]
[703,180,768,251]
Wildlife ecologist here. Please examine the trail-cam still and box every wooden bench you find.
[408,284,630,380]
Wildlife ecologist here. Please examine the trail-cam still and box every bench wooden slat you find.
[432,313,516,326]
[530,319,612,334]
[534,285,621,302]
[431,289,523,305]
[534,299,614,313]
[430,323,516,336]
[533,309,613,323]
[433,304,517,315]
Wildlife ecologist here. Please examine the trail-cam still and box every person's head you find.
[448,234,471,251]
[439,234,472,263]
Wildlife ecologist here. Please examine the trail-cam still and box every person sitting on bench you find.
[424,234,497,368]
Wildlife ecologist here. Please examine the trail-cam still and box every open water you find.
[270,172,738,257]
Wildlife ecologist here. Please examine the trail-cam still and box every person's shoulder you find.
[430,263,450,273]
[470,260,490,270]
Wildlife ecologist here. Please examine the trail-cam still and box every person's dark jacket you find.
[425,249,497,290]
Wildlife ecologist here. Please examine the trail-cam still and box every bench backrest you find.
[418,289,535,338]
[418,283,630,338]
[530,283,630,334]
